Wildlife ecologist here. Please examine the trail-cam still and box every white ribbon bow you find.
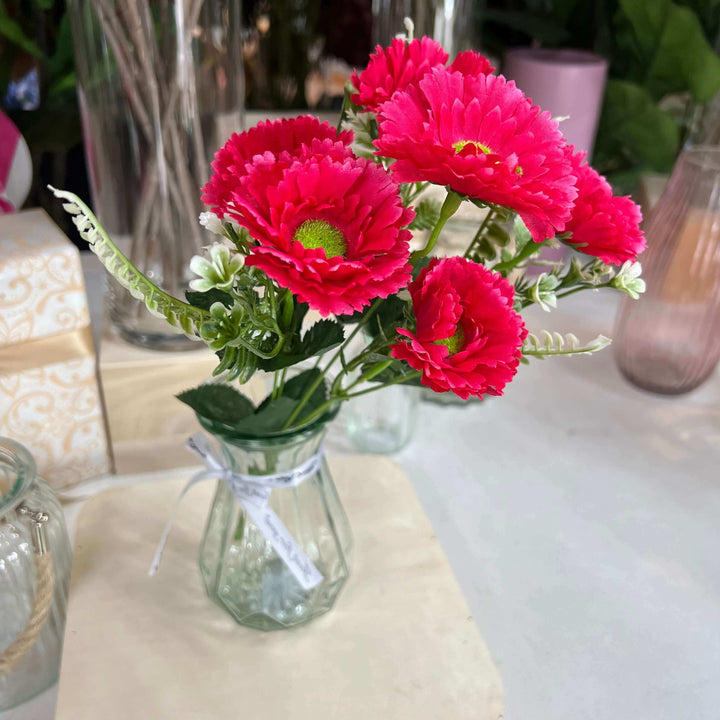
[149,433,324,591]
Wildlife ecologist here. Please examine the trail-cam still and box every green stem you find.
[297,371,422,428]
[411,190,463,263]
[463,206,495,259]
[494,239,545,275]
[280,299,384,430]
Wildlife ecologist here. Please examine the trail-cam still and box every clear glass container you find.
[198,407,352,631]
[68,0,245,349]
[372,0,473,57]
[344,384,419,453]
[614,146,720,394]
[0,438,72,711]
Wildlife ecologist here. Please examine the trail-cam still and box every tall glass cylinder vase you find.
[68,0,244,349]
[614,146,720,394]
[372,0,473,57]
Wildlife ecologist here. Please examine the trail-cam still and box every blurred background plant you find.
[477,0,720,191]
[0,0,88,240]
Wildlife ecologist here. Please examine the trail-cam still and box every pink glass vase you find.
[614,146,720,395]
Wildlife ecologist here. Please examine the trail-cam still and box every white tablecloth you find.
[4,259,719,720]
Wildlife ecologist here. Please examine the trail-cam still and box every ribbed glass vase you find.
[0,439,72,711]
[197,406,352,631]
[614,146,720,394]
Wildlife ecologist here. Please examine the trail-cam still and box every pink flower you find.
[375,67,577,242]
[202,116,353,218]
[563,149,646,264]
[391,257,527,399]
[222,155,414,316]
[351,37,449,112]
[447,50,495,77]
[351,40,495,113]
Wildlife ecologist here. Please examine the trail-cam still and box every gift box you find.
[0,210,110,490]
[0,208,90,347]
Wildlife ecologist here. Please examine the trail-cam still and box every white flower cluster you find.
[189,243,244,292]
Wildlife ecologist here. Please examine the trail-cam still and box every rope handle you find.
[0,506,55,675]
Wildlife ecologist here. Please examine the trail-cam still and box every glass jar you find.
[198,407,352,631]
[68,0,245,350]
[0,438,72,711]
[614,146,720,394]
[344,383,419,453]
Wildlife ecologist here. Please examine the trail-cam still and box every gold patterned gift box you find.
[0,209,111,490]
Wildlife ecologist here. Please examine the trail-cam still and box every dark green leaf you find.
[185,288,233,311]
[177,384,255,425]
[0,12,42,57]
[615,0,720,101]
[232,397,299,434]
[594,80,679,174]
[360,357,423,387]
[365,295,407,340]
[259,319,344,371]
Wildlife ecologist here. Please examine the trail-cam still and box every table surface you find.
[4,260,720,720]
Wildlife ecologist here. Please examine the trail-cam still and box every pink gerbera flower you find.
[351,38,494,113]
[202,116,353,218]
[218,155,414,316]
[375,67,577,242]
[351,37,449,112]
[563,149,646,264]
[391,257,527,399]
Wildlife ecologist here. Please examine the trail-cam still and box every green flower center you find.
[434,325,466,355]
[453,139,493,155]
[294,219,347,259]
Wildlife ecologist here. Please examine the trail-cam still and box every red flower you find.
[351,39,495,113]
[351,37,449,112]
[447,50,495,77]
[375,67,577,242]
[563,149,646,264]
[391,257,527,399]
[221,155,414,316]
[202,116,353,218]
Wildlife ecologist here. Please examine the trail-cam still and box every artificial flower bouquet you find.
[52,33,646,435]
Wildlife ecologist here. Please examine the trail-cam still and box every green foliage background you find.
[479,0,720,190]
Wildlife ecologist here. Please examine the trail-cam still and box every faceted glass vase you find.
[198,408,352,631]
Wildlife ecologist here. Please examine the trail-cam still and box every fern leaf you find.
[408,198,441,231]
[49,187,209,340]
[522,331,611,358]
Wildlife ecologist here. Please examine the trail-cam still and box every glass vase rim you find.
[0,437,36,517]
[195,402,341,445]
[681,145,720,171]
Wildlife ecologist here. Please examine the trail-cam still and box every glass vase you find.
[614,146,720,395]
[197,407,352,631]
[68,0,244,350]
[0,438,72,711]
[344,384,419,453]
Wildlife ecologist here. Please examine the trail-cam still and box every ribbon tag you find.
[150,433,324,591]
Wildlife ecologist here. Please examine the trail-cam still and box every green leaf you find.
[365,296,407,341]
[258,319,344,371]
[649,4,720,101]
[0,11,43,57]
[233,397,298,435]
[185,288,234,312]
[594,80,679,174]
[408,198,441,231]
[616,0,720,101]
[177,384,255,425]
[247,368,330,433]
[359,357,423,387]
